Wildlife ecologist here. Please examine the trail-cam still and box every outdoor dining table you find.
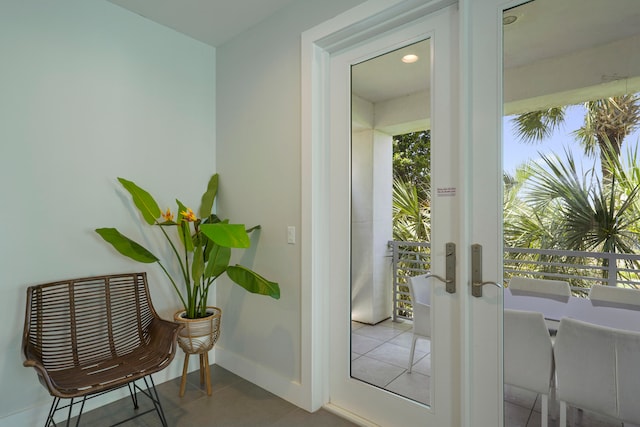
[504,288,640,333]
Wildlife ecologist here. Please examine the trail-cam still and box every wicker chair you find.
[22,272,182,427]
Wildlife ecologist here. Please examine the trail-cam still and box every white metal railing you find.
[390,241,640,321]
[390,241,431,321]
[504,247,640,293]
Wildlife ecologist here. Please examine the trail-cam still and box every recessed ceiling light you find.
[402,54,419,64]
[503,15,518,25]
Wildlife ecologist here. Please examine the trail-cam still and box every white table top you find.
[504,288,640,332]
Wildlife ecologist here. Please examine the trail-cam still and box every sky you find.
[502,105,640,176]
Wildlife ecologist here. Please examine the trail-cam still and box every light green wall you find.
[0,0,215,423]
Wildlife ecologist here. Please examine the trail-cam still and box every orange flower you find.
[161,208,174,222]
[181,208,196,222]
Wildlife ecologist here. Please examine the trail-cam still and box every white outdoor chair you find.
[509,276,571,297]
[504,309,554,427]
[588,284,640,306]
[554,317,617,427]
[407,274,432,373]
[614,327,640,425]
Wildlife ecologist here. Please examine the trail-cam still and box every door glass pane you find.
[350,39,432,406]
[503,1,640,425]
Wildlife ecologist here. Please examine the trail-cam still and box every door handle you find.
[471,243,503,297]
[424,242,456,294]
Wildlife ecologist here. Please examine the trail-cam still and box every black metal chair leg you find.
[45,397,60,427]
[45,376,169,427]
[143,376,168,427]
[64,397,75,427]
[127,381,139,409]
[74,396,87,427]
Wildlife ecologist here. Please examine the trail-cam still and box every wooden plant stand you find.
[179,351,212,397]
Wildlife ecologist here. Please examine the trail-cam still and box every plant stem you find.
[157,222,189,290]
[156,261,188,311]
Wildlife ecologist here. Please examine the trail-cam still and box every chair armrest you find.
[23,348,60,395]
[147,317,183,354]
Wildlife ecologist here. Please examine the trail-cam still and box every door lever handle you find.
[471,243,503,297]
[425,242,456,294]
[473,281,502,288]
[424,273,452,283]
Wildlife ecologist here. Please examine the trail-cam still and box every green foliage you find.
[512,107,566,144]
[96,174,280,319]
[200,223,250,248]
[95,228,159,263]
[512,94,640,179]
[392,178,430,242]
[525,151,640,254]
[118,178,161,225]
[393,131,431,201]
[227,265,280,300]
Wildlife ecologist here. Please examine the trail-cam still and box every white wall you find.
[0,0,215,424]
[351,129,393,324]
[214,0,365,408]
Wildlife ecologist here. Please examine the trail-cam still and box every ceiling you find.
[351,0,640,105]
[352,40,430,104]
[108,0,640,107]
[107,0,297,47]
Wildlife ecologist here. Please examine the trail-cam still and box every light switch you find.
[287,226,296,244]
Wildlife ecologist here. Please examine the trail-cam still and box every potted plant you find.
[96,174,280,356]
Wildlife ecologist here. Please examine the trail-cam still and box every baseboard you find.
[214,345,311,411]
[0,388,131,427]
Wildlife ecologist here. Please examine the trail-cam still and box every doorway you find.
[302,1,506,425]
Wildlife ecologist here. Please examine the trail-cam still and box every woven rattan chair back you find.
[22,272,182,426]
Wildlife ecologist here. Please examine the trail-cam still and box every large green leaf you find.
[226,265,280,299]
[95,228,158,263]
[118,178,161,225]
[192,245,204,286]
[199,174,218,219]
[176,199,195,252]
[200,223,250,248]
[204,244,230,278]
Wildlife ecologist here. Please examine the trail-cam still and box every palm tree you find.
[512,94,640,179]
[503,165,549,249]
[505,150,640,286]
[523,150,640,255]
[392,178,430,242]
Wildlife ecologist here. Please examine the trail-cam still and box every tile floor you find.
[62,320,635,426]
[503,384,630,427]
[68,365,357,427]
[351,318,430,406]
[352,318,631,427]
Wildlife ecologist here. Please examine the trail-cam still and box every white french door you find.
[302,0,506,425]
[327,7,459,426]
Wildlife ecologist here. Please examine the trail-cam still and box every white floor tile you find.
[351,356,405,388]
[353,324,405,341]
[388,331,431,353]
[386,371,430,405]
[504,401,533,427]
[377,318,413,331]
[366,342,425,369]
[504,385,538,411]
[411,354,431,375]
[351,333,384,354]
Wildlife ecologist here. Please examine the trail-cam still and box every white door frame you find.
[301,1,506,425]
[459,0,505,425]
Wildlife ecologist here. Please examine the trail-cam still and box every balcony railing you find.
[390,240,640,321]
